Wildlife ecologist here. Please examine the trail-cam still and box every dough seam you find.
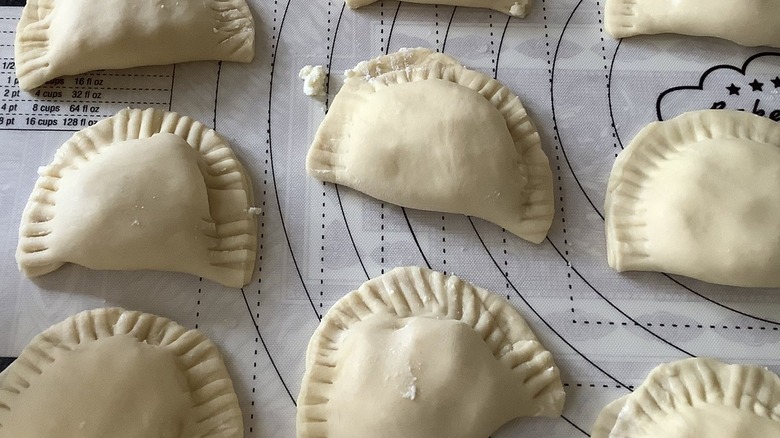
[307,49,554,243]
[297,267,564,437]
[604,0,639,38]
[15,0,254,90]
[604,0,780,48]
[16,108,257,286]
[605,110,780,273]
[0,308,243,436]
[611,359,780,436]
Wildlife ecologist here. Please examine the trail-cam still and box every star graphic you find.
[749,79,764,91]
[772,76,780,88]
[726,83,740,95]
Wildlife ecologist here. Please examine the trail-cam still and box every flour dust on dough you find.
[593,358,780,438]
[0,308,244,437]
[16,108,258,288]
[606,110,780,287]
[307,48,554,244]
[297,266,565,438]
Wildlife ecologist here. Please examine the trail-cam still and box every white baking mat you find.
[1,0,779,436]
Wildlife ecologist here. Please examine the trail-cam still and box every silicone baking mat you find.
[1,0,779,436]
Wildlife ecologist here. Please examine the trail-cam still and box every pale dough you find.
[591,396,629,438]
[297,266,565,438]
[15,0,255,90]
[299,65,327,98]
[0,308,243,437]
[346,0,531,17]
[592,358,780,438]
[604,0,780,48]
[307,48,554,244]
[16,108,257,287]
[605,110,780,287]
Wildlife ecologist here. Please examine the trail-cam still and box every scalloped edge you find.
[306,48,553,244]
[610,358,780,437]
[15,0,255,90]
[591,394,629,438]
[603,0,640,39]
[605,109,780,287]
[603,0,780,48]
[16,107,257,287]
[296,266,565,438]
[0,308,243,437]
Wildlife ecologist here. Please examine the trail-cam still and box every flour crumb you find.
[402,383,417,400]
[299,65,327,98]
[248,207,263,216]
[401,364,418,401]
[509,0,531,18]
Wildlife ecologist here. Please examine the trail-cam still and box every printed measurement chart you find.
[0,5,173,131]
[1,0,779,437]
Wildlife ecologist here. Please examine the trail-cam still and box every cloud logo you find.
[657,52,780,122]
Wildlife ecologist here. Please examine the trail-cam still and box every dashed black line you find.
[267,0,320,322]
[1,99,168,104]
[380,204,386,274]
[320,185,326,313]
[81,73,172,78]
[256,0,301,417]
[489,15,496,75]
[195,278,202,329]
[561,0,780,329]
[564,382,630,389]
[379,2,387,275]
[320,0,335,314]
[595,1,619,158]
[434,5,439,49]
[441,215,447,275]
[325,3,370,280]
[572,319,780,331]
[542,0,576,316]
[30,86,172,91]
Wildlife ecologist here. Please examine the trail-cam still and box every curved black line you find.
[384,2,402,55]
[467,218,634,389]
[606,39,623,149]
[493,15,511,80]
[378,1,434,271]
[402,208,432,269]
[440,7,457,53]
[324,3,346,109]
[323,2,371,279]
[475,0,693,387]
[655,52,780,121]
[663,275,780,325]
[548,2,704,353]
[549,0,604,220]
[167,64,176,112]
[545,235,695,355]
[606,46,780,326]
[335,186,371,279]
[213,61,223,130]
[468,2,670,389]
[240,288,297,405]
[561,414,590,436]
[0,357,15,373]
[266,0,321,319]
